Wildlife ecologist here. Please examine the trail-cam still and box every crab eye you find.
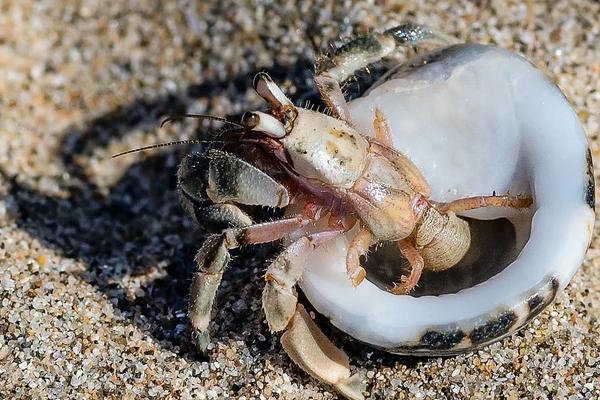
[242,111,286,138]
[242,111,260,128]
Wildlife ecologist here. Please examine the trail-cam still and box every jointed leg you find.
[367,110,431,196]
[188,214,313,353]
[263,230,343,332]
[314,73,353,122]
[389,239,424,295]
[315,23,456,122]
[188,235,231,352]
[345,225,373,287]
[435,194,533,214]
[262,230,365,399]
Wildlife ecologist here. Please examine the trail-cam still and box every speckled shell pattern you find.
[385,275,560,355]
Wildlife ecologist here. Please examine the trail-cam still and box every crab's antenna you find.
[112,140,213,158]
[111,136,259,159]
[112,114,252,159]
[160,113,245,129]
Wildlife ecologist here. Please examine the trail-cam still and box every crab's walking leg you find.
[262,231,364,399]
[345,226,373,287]
[389,239,424,295]
[262,230,342,332]
[189,215,312,353]
[436,194,533,213]
[315,23,456,122]
[179,149,305,351]
[368,110,431,196]
[281,305,365,400]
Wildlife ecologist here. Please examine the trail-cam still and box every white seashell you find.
[299,44,595,354]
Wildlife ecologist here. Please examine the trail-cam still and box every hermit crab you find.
[116,24,595,400]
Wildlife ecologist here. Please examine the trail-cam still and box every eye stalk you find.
[253,72,299,134]
[253,72,293,109]
[242,111,286,138]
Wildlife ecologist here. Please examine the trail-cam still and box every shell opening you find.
[364,215,532,296]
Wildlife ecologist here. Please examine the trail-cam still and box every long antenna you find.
[112,114,250,158]
[160,113,245,129]
[111,137,260,159]
[111,140,216,158]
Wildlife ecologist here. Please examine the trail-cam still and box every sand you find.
[1,1,599,398]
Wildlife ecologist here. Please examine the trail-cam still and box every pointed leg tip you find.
[388,280,414,295]
[388,287,407,295]
[193,330,211,355]
[351,268,367,287]
[335,373,366,400]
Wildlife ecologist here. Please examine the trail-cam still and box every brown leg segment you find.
[345,226,373,287]
[436,194,533,214]
[389,239,424,295]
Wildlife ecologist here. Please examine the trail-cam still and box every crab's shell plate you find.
[298,44,595,355]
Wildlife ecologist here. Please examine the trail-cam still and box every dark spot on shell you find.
[551,276,559,293]
[522,276,561,326]
[469,311,518,345]
[384,328,468,355]
[420,329,465,350]
[523,294,552,326]
[585,148,595,210]
[385,277,561,356]
[527,294,544,314]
